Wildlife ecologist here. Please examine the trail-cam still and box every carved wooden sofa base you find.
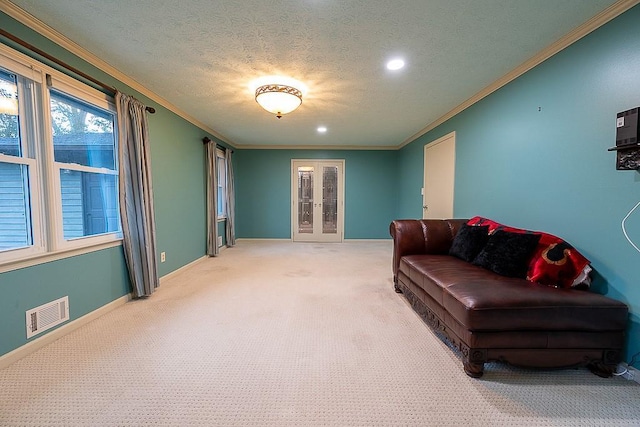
[397,280,621,378]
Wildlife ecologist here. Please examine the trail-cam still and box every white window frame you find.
[0,52,46,263]
[0,154,44,262]
[46,74,120,252]
[0,43,122,272]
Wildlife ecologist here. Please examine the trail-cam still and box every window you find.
[216,149,226,219]
[0,44,120,268]
[50,90,119,241]
[0,67,41,260]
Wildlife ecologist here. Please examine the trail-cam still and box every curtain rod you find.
[202,137,233,153]
[0,27,155,114]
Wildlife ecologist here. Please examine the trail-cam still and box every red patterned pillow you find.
[466,216,590,288]
[526,232,590,288]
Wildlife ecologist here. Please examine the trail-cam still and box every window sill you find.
[0,240,123,274]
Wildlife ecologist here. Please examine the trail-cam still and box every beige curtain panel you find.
[206,141,219,256]
[225,149,236,247]
[116,91,159,298]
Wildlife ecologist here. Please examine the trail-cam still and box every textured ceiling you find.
[6,0,620,148]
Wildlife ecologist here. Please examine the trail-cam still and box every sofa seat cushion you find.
[443,280,628,332]
[400,255,525,305]
[400,254,628,333]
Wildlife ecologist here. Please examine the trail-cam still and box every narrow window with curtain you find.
[216,149,226,219]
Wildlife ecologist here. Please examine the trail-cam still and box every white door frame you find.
[423,131,456,219]
[291,159,345,242]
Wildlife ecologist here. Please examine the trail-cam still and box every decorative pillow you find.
[526,232,591,289]
[467,216,591,288]
[449,224,490,262]
[472,230,541,278]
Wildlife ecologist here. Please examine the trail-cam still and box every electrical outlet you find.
[160,252,166,263]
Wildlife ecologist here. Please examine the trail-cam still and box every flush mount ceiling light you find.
[386,58,405,71]
[255,84,303,119]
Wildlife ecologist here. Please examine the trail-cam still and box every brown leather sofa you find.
[390,219,628,378]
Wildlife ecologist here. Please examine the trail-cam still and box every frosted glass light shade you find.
[255,84,302,118]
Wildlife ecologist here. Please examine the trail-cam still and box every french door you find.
[291,160,344,242]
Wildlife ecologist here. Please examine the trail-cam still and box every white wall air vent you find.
[25,296,70,339]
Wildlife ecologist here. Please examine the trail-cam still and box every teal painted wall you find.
[398,6,640,362]
[235,149,398,239]
[0,13,223,357]
[148,110,212,277]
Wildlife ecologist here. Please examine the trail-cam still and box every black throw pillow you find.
[449,224,490,262]
[472,230,541,278]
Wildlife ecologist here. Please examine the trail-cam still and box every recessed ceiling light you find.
[386,59,405,71]
[317,126,327,133]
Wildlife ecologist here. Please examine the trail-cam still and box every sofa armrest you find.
[389,219,467,284]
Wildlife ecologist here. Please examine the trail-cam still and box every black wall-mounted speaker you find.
[616,107,639,147]
[615,107,640,170]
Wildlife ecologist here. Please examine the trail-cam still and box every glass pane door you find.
[297,166,314,234]
[292,160,344,242]
[322,166,337,234]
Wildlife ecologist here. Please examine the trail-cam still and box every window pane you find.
[217,191,224,217]
[322,166,338,234]
[60,169,120,240]
[50,91,116,170]
[0,162,32,251]
[0,70,21,157]
[297,167,313,234]
[217,156,226,217]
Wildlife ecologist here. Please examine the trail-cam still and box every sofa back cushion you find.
[472,230,541,278]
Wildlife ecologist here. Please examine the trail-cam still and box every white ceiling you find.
[5,0,622,148]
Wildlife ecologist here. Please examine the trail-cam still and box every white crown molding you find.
[0,0,236,148]
[233,143,398,150]
[398,0,640,149]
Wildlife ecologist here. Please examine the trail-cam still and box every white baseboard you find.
[159,255,208,284]
[344,239,392,242]
[0,293,131,370]
[236,238,291,242]
[236,238,392,242]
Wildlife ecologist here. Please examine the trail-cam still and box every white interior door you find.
[423,132,455,219]
[292,160,344,242]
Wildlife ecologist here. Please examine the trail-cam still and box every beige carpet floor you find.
[1,240,639,426]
